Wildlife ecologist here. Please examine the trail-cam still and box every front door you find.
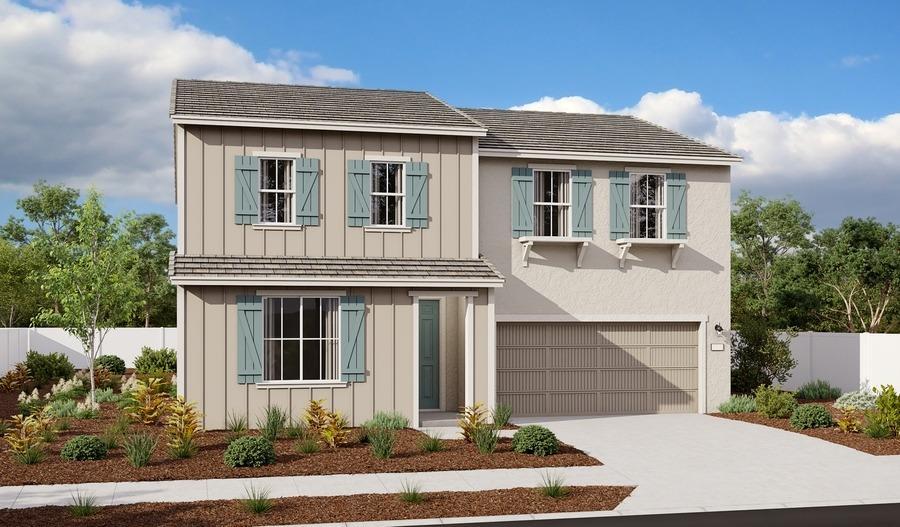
[419,300,440,410]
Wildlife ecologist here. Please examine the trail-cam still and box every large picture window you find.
[533,170,570,237]
[629,173,666,238]
[371,162,404,226]
[259,158,294,224]
[263,297,339,381]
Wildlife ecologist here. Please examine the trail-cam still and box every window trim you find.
[532,169,572,237]
[628,172,668,239]
[257,157,296,226]
[369,161,406,228]
[260,295,342,383]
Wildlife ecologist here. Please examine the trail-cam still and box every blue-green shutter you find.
[511,167,534,238]
[609,171,630,240]
[340,295,365,382]
[405,161,429,228]
[295,157,320,226]
[236,295,263,384]
[234,156,259,224]
[667,172,687,239]
[571,169,593,238]
[347,160,371,227]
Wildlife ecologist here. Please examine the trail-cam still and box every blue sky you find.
[1,0,898,234]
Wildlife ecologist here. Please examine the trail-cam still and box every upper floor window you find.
[370,162,404,226]
[264,297,340,382]
[630,173,666,238]
[533,170,570,237]
[259,158,294,224]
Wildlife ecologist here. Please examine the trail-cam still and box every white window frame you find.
[261,296,341,383]
[369,161,405,227]
[258,158,295,225]
[629,172,667,239]
[532,169,572,237]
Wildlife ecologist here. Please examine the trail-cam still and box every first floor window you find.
[533,170,570,236]
[371,162,404,226]
[263,297,339,381]
[630,173,665,238]
[259,158,294,223]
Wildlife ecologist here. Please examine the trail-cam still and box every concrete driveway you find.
[518,413,900,514]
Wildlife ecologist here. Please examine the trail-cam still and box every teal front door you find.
[419,300,440,410]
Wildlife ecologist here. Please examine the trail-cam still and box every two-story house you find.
[167,80,740,429]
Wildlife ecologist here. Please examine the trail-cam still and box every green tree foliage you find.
[125,214,176,327]
[1,180,80,246]
[0,240,44,327]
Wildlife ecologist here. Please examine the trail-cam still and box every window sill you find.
[518,236,590,268]
[615,238,687,269]
[255,381,348,389]
[364,226,413,233]
[252,224,304,231]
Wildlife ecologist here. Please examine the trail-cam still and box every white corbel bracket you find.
[616,238,686,269]
[617,242,632,269]
[519,236,590,268]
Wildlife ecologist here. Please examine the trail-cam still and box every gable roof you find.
[461,107,739,161]
[170,79,486,135]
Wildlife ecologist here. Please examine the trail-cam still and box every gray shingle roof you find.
[461,108,738,159]
[169,254,504,284]
[170,79,485,131]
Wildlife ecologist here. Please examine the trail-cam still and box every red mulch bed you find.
[0,404,599,486]
[713,403,900,456]
[0,486,634,526]
[0,390,20,421]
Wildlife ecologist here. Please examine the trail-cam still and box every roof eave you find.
[478,147,743,166]
[169,276,504,288]
[170,114,488,137]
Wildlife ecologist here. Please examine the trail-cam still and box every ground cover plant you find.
[795,379,841,401]
[717,394,756,414]
[790,404,834,430]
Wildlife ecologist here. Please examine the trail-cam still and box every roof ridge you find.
[433,96,487,129]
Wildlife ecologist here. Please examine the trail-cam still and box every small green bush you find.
[472,425,500,454]
[256,406,288,442]
[796,380,842,401]
[224,436,276,468]
[226,412,248,444]
[363,411,409,430]
[123,433,157,467]
[60,435,108,461]
[754,385,798,419]
[419,432,443,453]
[492,404,513,427]
[789,404,835,430]
[134,347,177,374]
[717,394,757,414]
[872,385,900,436]
[294,438,319,454]
[539,472,568,499]
[94,387,119,404]
[70,492,98,517]
[864,414,892,438]
[511,425,559,456]
[368,427,396,459]
[25,351,75,386]
[398,480,424,504]
[47,398,78,418]
[95,355,126,375]
[242,484,273,514]
[835,387,877,410]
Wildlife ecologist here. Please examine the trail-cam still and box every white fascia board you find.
[479,148,742,166]
[496,314,709,323]
[171,276,504,288]
[171,115,487,137]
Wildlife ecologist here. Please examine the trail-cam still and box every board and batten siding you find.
[179,125,475,259]
[182,286,491,429]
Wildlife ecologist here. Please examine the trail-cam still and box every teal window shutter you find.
[666,172,687,239]
[511,167,534,238]
[234,156,259,224]
[405,161,429,228]
[236,295,263,384]
[340,296,366,382]
[609,171,630,240]
[295,157,320,226]
[347,160,371,227]
[571,169,593,238]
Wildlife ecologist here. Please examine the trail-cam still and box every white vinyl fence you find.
[0,328,176,375]
[783,332,900,393]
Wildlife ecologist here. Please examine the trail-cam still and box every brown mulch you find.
[0,486,634,526]
[0,404,600,486]
[713,403,900,456]
[0,390,19,420]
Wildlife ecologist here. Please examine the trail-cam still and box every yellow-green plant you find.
[303,399,330,435]
[126,377,170,425]
[458,403,488,442]
[3,414,46,464]
[165,396,202,459]
[837,407,863,433]
[320,413,350,449]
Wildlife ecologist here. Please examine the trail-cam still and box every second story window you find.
[371,162,404,226]
[630,173,666,238]
[259,158,294,224]
[533,170,570,237]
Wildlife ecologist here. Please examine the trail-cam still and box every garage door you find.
[497,322,699,416]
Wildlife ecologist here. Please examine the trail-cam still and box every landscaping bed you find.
[0,485,634,526]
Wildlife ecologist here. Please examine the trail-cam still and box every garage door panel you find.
[650,346,698,368]
[550,392,597,414]
[649,323,699,345]
[497,347,545,370]
[548,370,597,391]
[498,370,544,392]
[598,392,647,414]
[647,368,697,391]
[548,347,599,368]
[649,390,697,413]
[597,346,648,368]
[498,393,545,415]
[597,369,648,391]
[598,323,651,346]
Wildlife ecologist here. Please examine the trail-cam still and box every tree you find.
[0,240,45,327]
[730,319,797,394]
[34,190,140,404]
[125,214,176,327]
[1,181,80,245]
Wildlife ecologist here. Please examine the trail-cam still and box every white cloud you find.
[841,54,879,68]
[510,96,607,114]
[0,0,359,203]
[510,92,900,226]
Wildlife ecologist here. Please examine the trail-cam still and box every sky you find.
[0,0,898,234]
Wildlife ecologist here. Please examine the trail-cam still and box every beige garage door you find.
[497,322,699,416]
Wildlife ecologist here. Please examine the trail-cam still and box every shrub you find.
[226,411,248,443]
[512,425,559,456]
[717,394,757,414]
[472,424,500,454]
[70,492,98,518]
[125,377,170,424]
[242,484,272,514]
[796,380,842,401]
[95,355,126,375]
[256,406,288,442]
[0,363,33,393]
[75,400,100,419]
[165,396,202,459]
[284,419,307,439]
[17,388,44,415]
[458,403,488,442]
[25,351,75,386]
[123,433,157,467]
[730,326,797,394]
[94,387,119,404]
[61,435,108,461]
[492,403,513,428]
[789,404,835,430]
[224,436,276,468]
[294,438,319,454]
[56,417,70,431]
[835,386,878,411]
[368,427,396,459]
[303,399,330,435]
[363,411,409,431]
[872,385,900,436]
[539,472,568,499]
[837,408,863,434]
[398,480,424,504]
[754,385,798,419]
[100,426,121,450]
[865,413,892,439]
[46,398,77,418]
[134,347,177,374]
[419,432,443,453]
[47,376,86,401]
[303,400,349,448]
[83,366,115,390]
[4,414,46,464]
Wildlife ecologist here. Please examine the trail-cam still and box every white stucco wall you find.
[478,157,732,410]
